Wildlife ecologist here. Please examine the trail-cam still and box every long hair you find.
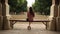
[29,7,34,16]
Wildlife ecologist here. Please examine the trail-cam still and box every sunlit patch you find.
[26,0,35,7]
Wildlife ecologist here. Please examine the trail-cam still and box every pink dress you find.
[27,12,34,22]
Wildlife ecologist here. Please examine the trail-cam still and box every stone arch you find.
[0,0,60,31]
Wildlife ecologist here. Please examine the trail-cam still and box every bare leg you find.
[29,22,31,26]
[27,22,31,30]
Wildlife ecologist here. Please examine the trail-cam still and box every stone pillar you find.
[0,0,3,30]
[56,0,60,31]
[2,0,11,30]
[48,0,58,31]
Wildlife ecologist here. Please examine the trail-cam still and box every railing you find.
[9,19,50,29]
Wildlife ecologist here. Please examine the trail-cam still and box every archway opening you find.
[8,0,52,30]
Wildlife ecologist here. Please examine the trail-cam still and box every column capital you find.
[0,0,2,16]
[52,0,59,5]
[0,0,1,3]
[0,0,1,2]
[1,0,8,4]
[59,0,60,4]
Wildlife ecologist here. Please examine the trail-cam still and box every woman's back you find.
[27,11,35,21]
[27,7,35,21]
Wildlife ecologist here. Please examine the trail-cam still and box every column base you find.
[0,16,3,30]
[3,16,12,30]
[48,16,57,31]
[56,17,60,31]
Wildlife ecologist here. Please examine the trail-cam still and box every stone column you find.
[0,0,3,30]
[48,0,58,31]
[2,0,11,30]
[56,0,60,31]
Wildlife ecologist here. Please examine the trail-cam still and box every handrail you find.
[9,19,50,22]
[9,19,50,29]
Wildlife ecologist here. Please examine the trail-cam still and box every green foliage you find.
[32,0,52,15]
[8,0,27,14]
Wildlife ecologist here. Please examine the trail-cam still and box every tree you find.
[8,0,18,12]
[8,0,27,14]
[32,0,52,15]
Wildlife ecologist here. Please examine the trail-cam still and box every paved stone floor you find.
[0,30,60,34]
[0,22,60,34]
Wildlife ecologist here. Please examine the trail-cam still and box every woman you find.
[27,7,35,30]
